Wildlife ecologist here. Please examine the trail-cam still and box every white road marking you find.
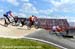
[24,37,68,49]
[0,34,67,49]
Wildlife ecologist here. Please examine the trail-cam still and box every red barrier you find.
[38,18,69,31]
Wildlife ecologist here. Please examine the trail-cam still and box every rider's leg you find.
[4,17,9,27]
[4,18,7,24]
[20,21,24,27]
[3,14,9,25]
[6,16,10,23]
[26,21,31,30]
[4,14,11,23]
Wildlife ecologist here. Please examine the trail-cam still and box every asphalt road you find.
[25,29,75,49]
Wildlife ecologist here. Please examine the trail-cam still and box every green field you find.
[0,38,60,49]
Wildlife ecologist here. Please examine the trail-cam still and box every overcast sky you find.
[0,0,75,22]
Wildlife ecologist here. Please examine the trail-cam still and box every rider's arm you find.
[10,12,14,17]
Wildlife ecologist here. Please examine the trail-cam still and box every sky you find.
[0,0,75,22]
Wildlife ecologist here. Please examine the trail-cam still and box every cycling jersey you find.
[5,11,12,16]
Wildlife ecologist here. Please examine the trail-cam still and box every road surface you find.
[25,29,75,49]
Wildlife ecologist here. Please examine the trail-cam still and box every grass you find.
[0,38,60,49]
